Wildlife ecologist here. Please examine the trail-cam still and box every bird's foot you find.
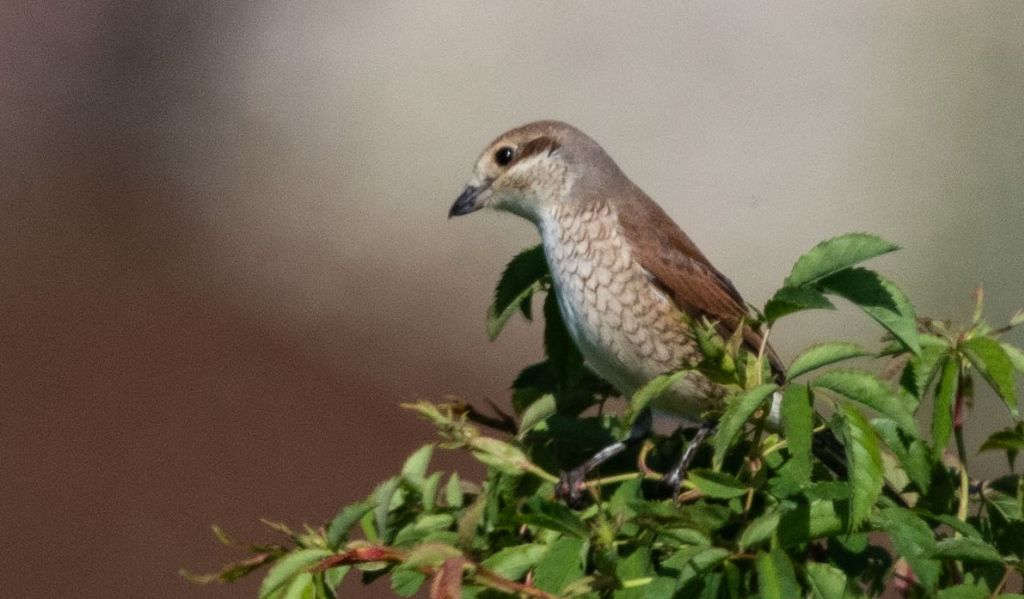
[658,420,716,503]
[658,470,685,504]
[555,468,590,509]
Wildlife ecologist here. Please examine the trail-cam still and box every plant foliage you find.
[186,233,1024,598]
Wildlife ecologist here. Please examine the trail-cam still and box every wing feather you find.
[616,193,784,376]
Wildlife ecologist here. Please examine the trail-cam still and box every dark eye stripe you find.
[495,136,559,169]
[515,136,559,163]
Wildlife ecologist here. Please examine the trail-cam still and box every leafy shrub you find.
[186,234,1024,598]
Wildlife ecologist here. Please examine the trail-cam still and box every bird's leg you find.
[661,420,716,502]
[555,409,653,509]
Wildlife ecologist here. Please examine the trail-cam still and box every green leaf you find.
[607,477,643,518]
[872,418,931,494]
[469,437,531,474]
[755,548,800,599]
[359,506,377,542]
[935,583,989,599]
[487,245,547,340]
[456,493,485,548]
[372,477,402,542]
[613,546,654,599]
[687,470,748,499]
[721,561,742,599]
[739,512,780,550]
[667,546,730,593]
[422,472,442,511]
[444,473,463,508]
[691,547,731,574]
[962,336,1020,418]
[780,384,813,483]
[787,342,871,381]
[818,268,920,355]
[631,502,732,537]
[980,423,1024,452]
[802,481,851,502]
[781,500,847,547]
[400,444,434,488]
[558,577,601,598]
[804,562,858,599]
[812,370,916,433]
[258,549,333,599]
[980,422,1024,470]
[405,545,463,570]
[916,511,984,540]
[517,392,557,437]
[1001,342,1024,374]
[532,537,588,594]
[901,339,949,398]
[643,577,679,598]
[932,357,958,460]
[628,370,692,424]
[389,567,426,597]
[393,513,456,546]
[326,500,377,549]
[839,404,883,530]
[279,572,315,599]
[871,508,939,591]
[763,286,835,323]
[519,496,589,538]
[930,537,1004,563]
[737,500,848,549]
[712,384,778,470]
[543,290,584,385]
[323,564,350,594]
[784,233,900,288]
[479,543,547,580]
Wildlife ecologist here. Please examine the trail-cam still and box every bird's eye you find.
[494,146,514,166]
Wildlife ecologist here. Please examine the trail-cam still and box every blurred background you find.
[2,3,1022,597]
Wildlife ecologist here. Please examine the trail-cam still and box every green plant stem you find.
[523,463,560,484]
[755,326,771,387]
[587,471,660,488]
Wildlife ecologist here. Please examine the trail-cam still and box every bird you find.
[448,120,791,505]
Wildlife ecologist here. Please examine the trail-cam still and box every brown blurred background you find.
[2,3,1022,597]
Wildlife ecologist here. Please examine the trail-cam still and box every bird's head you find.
[449,120,623,224]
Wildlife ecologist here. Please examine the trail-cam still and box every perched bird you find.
[449,120,787,504]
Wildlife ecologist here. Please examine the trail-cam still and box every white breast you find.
[536,204,707,417]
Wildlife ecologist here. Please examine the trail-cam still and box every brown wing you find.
[617,194,784,377]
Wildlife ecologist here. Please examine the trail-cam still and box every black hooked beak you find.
[448,184,484,218]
